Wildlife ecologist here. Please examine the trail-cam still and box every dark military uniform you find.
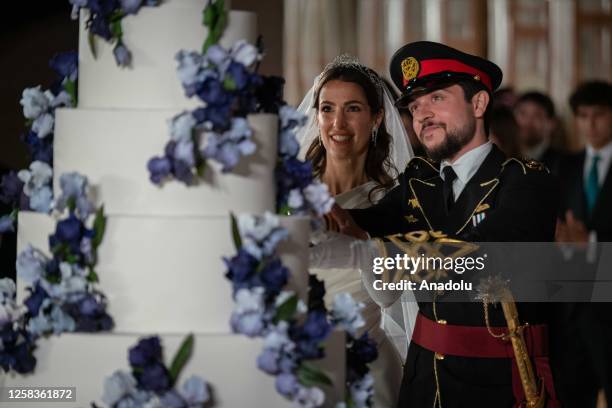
[343,40,563,407]
[349,144,559,407]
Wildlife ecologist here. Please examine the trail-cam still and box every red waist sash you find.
[411,312,559,407]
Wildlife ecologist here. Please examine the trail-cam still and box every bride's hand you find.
[325,203,369,240]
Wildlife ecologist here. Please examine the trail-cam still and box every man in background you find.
[514,91,563,173]
[554,80,612,407]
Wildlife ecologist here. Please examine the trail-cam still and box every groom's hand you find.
[325,203,369,240]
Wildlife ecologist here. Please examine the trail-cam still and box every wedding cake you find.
[2,2,344,406]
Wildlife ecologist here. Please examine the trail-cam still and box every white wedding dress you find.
[311,181,413,408]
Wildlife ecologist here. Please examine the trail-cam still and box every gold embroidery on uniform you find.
[405,215,419,223]
[408,178,435,231]
[502,157,527,175]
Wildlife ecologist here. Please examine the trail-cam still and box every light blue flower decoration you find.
[349,373,375,408]
[179,375,210,405]
[16,244,48,283]
[237,212,289,260]
[169,111,197,143]
[101,370,138,407]
[54,172,96,220]
[330,293,365,337]
[303,182,334,217]
[20,86,50,120]
[31,113,55,139]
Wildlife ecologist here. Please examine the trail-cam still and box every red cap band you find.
[404,58,492,91]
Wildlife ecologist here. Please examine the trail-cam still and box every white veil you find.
[297,56,418,361]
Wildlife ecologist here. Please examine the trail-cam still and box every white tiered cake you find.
[2,2,344,406]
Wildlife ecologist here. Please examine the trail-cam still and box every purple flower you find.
[24,283,48,317]
[256,349,279,374]
[277,158,313,192]
[294,310,331,359]
[226,61,249,90]
[160,390,185,408]
[120,0,143,14]
[138,362,171,393]
[347,333,379,380]
[224,248,258,291]
[197,77,226,105]
[89,14,112,40]
[147,156,172,185]
[49,51,78,81]
[0,326,37,374]
[0,172,24,205]
[172,159,196,185]
[113,43,131,67]
[22,131,54,164]
[49,215,84,254]
[260,258,288,294]
[129,336,163,368]
[275,373,298,397]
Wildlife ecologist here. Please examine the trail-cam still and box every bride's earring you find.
[318,132,322,146]
[371,126,378,145]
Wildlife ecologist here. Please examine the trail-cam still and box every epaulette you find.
[501,157,550,175]
[405,156,439,174]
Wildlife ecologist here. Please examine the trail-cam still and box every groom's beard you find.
[422,116,476,162]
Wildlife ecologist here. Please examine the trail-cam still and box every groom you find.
[328,41,560,407]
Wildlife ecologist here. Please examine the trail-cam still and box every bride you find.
[296,55,418,407]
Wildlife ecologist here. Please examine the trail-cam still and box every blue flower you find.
[256,348,280,374]
[147,156,172,185]
[90,14,112,41]
[17,245,48,283]
[120,0,143,14]
[294,310,331,359]
[347,333,378,380]
[129,336,163,368]
[260,258,288,295]
[0,172,24,205]
[31,113,55,139]
[226,61,249,90]
[0,325,37,374]
[49,51,78,81]
[138,362,171,393]
[29,186,53,213]
[159,390,185,408]
[224,248,258,291]
[49,214,85,254]
[20,86,50,119]
[101,370,138,407]
[179,375,210,406]
[0,215,14,234]
[173,140,195,167]
[279,129,300,157]
[113,43,132,67]
[169,111,197,143]
[197,77,227,105]
[275,373,298,397]
[277,158,313,193]
[304,181,334,216]
[330,293,365,337]
[279,105,308,131]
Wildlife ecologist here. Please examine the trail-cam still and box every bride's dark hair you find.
[305,64,397,203]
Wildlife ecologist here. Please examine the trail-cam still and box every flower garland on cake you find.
[97,334,211,407]
[1,173,113,374]
[68,0,161,67]
[0,51,77,234]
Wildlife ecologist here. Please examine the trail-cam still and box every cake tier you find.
[17,212,310,334]
[78,3,257,109]
[0,331,345,407]
[54,110,277,217]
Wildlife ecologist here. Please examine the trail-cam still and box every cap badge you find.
[401,57,420,82]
